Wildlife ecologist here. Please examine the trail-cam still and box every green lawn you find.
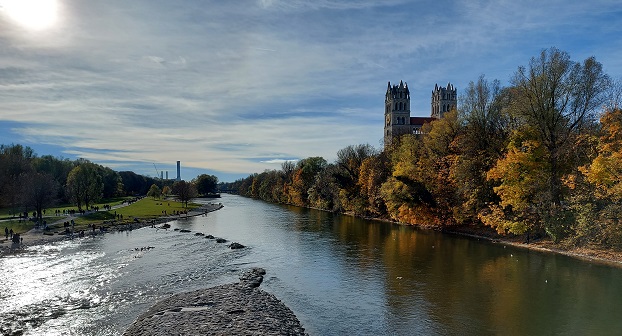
[0,219,38,235]
[73,197,199,226]
[1,197,200,233]
[0,197,132,220]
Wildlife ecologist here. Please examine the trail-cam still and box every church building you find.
[384,80,457,148]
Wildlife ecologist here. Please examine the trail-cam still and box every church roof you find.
[410,116,435,126]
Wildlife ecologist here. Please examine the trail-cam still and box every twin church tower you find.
[384,80,457,147]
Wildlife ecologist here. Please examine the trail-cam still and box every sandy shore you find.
[0,203,224,256]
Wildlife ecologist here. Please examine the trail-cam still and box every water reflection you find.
[278,202,622,335]
[1,195,621,335]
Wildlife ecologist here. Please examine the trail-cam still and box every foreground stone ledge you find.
[124,268,306,336]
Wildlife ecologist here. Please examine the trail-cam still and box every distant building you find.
[176,161,181,181]
[384,81,457,148]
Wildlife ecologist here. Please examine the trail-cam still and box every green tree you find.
[0,144,35,214]
[66,162,103,211]
[147,184,162,199]
[192,174,218,195]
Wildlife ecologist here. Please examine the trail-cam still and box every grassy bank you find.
[1,197,200,235]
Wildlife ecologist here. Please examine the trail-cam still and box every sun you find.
[1,0,59,31]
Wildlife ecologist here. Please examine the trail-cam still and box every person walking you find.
[4,227,8,239]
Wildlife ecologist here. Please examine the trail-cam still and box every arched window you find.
[399,102,402,110]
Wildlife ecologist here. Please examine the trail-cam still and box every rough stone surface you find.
[229,242,245,250]
[124,268,306,336]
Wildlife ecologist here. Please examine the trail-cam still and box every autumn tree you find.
[162,185,172,196]
[334,144,377,215]
[172,180,197,207]
[576,107,622,247]
[308,164,342,211]
[418,108,463,224]
[381,135,437,225]
[490,48,611,241]
[454,75,512,221]
[288,157,326,207]
[357,153,390,217]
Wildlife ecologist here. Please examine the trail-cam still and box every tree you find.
[32,155,74,202]
[20,172,59,225]
[147,184,162,199]
[487,48,611,240]
[454,76,511,221]
[357,153,390,217]
[419,108,463,224]
[66,162,103,211]
[192,174,218,195]
[334,144,378,214]
[0,144,35,214]
[172,180,197,207]
[380,135,437,225]
[162,185,172,196]
[288,157,327,206]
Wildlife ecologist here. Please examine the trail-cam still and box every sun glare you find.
[1,0,59,31]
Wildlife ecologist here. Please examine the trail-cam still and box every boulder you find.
[229,242,245,249]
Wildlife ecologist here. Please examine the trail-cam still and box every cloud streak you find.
[0,0,620,181]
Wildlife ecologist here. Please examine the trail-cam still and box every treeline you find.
[224,48,622,249]
[0,144,219,221]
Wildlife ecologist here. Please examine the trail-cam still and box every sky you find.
[0,0,621,182]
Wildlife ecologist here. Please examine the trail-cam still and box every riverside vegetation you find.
[0,145,219,237]
[224,48,622,254]
[2,47,621,255]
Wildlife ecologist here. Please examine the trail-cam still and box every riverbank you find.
[0,202,224,256]
[348,210,622,268]
[124,268,306,335]
[440,224,622,268]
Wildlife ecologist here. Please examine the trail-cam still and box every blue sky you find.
[0,0,621,182]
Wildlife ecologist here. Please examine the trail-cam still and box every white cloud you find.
[1,0,620,180]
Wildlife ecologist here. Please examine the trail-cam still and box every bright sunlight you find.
[1,0,59,31]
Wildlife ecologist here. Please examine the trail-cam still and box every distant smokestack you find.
[166,171,168,180]
[176,161,181,181]
[160,171,163,180]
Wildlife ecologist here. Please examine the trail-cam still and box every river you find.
[1,194,621,335]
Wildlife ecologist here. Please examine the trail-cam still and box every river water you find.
[1,194,621,335]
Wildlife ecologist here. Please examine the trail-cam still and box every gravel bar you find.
[124,268,306,335]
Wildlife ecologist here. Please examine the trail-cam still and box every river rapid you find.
[1,194,621,335]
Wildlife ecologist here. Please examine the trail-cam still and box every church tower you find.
[384,80,411,147]
[431,82,457,119]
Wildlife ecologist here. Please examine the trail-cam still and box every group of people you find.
[4,227,21,244]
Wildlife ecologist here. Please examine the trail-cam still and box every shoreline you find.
[441,225,622,268]
[340,209,622,268]
[0,202,224,256]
